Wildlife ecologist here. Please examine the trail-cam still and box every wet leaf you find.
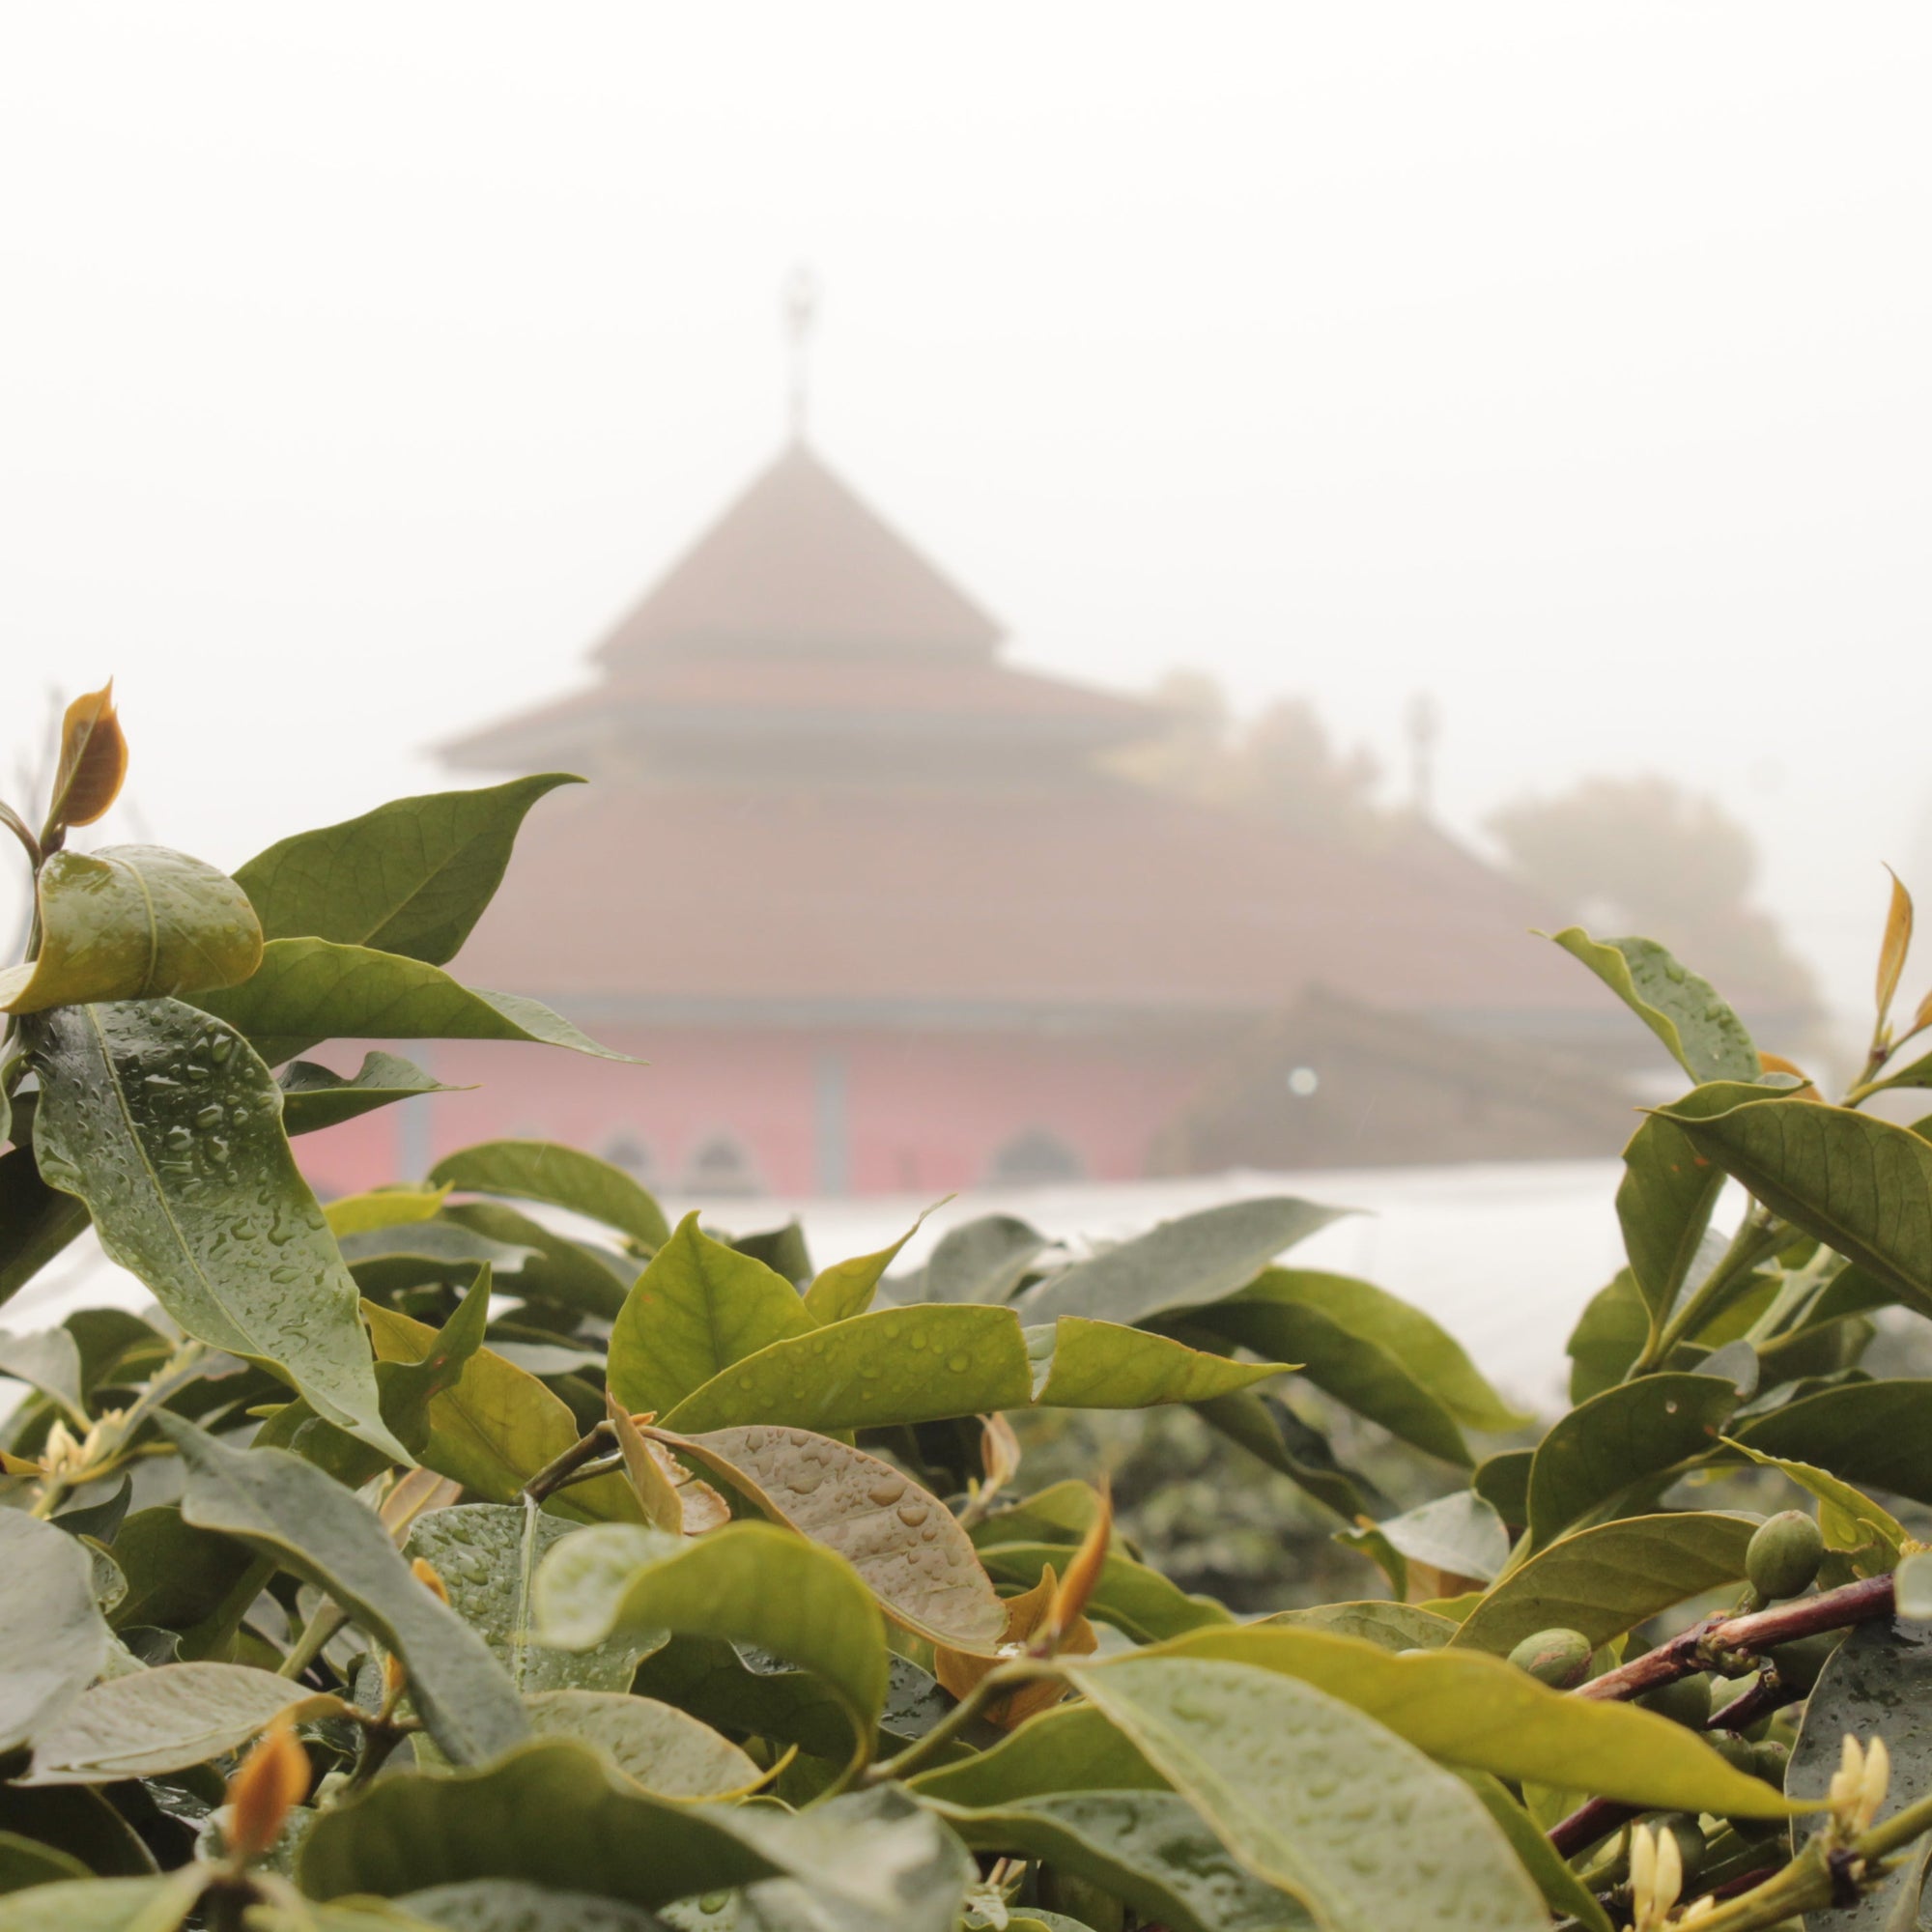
[442,1201,632,1321]
[1127,1625,1802,1817]
[1454,1770,1614,1932]
[405,1504,657,1694]
[1256,1602,1459,1651]
[1450,1511,1759,1654]
[234,775,580,965]
[0,1512,112,1754]
[0,1326,84,1420]
[1067,1655,1548,1932]
[43,685,128,837]
[1546,928,1759,1083]
[1020,1197,1348,1327]
[891,1213,1053,1305]
[908,1700,1165,1806]
[29,999,403,1457]
[608,1212,814,1419]
[1656,1094,1932,1320]
[1351,1491,1509,1584]
[1525,1372,1738,1547]
[156,1416,527,1765]
[932,1565,1093,1726]
[932,1788,1316,1932]
[1616,1111,1728,1330]
[522,1690,761,1799]
[396,1883,669,1932]
[279,1053,463,1136]
[431,1140,668,1254]
[0,848,261,1015]
[1789,1617,1932,1928]
[198,938,634,1068]
[0,1871,203,1932]
[658,1302,1033,1435]
[532,1520,888,1776]
[26,1663,345,1781]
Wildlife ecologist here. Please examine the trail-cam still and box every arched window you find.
[985,1128,1086,1187]
[601,1130,654,1180]
[681,1132,763,1198]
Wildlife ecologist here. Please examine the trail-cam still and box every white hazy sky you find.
[3,6,1929,1029]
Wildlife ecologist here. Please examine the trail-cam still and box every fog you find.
[4,2,1930,1030]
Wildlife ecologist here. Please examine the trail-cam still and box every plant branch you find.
[864,1660,1061,1788]
[520,1422,618,1505]
[1576,1572,1894,1704]
[1642,1209,1785,1370]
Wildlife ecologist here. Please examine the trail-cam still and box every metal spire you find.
[782,265,819,441]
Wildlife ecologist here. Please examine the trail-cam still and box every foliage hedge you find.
[5,688,1932,1930]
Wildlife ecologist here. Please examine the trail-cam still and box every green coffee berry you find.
[1767,1630,1844,1694]
[1644,1812,1708,1882]
[1706,1729,1755,1775]
[1507,1627,1593,1689]
[1636,1672,1712,1729]
[1746,1511,1825,1601]
[1752,1738,1791,1787]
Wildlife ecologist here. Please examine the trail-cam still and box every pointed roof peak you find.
[593,440,1005,667]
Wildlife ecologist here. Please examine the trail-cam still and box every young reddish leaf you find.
[1045,1480,1113,1643]
[225,1715,309,1862]
[934,1563,1094,1728]
[43,682,128,840]
[607,1397,727,1535]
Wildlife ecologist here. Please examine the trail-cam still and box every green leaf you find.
[104,1507,257,1635]
[0,1784,156,1879]
[280,1052,464,1136]
[431,1140,669,1253]
[977,1542,1232,1645]
[1256,1602,1460,1652]
[1130,1625,1802,1817]
[0,1143,90,1312]
[1194,1268,1526,1435]
[657,1303,1034,1435]
[907,1701,1166,1805]
[397,1884,669,1932]
[0,1325,85,1421]
[0,846,261,1015]
[28,999,404,1457]
[1019,1198,1348,1326]
[1565,1270,1650,1403]
[197,938,634,1067]
[1546,927,1759,1083]
[377,1267,493,1452]
[442,1200,633,1321]
[656,1424,1006,1652]
[931,1789,1317,1932]
[1351,1492,1509,1584]
[1616,1111,1728,1330]
[1656,1094,1932,1319]
[1736,1380,1932,1507]
[25,1662,344,1781]
[1723,1437,1907,1568]
[730,1219,814,1287]
[0,1872,204,1932]
[1191,1389,1383,1520]
[363,1299,635,1521]
[1188,1277,1472,1463]
[1454,1771,1615,1932]
[1789,1618,1932,1929]
[533,1520,888,1776]
[0,1832,91,1894]
[156,1415,527,1764]
[1471,1451,1532,1529]
[1525,1372,1738,1547]
[522,1690,760,1799]
[1450,1511,1759,1654]
[1066,1656,1548,1932]
[1027,1317,1292,1408]
[891,1213,1053,1304]
[235,775,580,964]
[0,1512,112,1753]
[608,1212,814,1419]
[804,1207,936,1325]
[405,1505,658,1694]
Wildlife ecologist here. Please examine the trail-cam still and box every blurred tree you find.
[1114,671,1387,845]
[1487,774,1817,1009]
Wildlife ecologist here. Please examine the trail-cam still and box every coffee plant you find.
[6,687,1932,1930]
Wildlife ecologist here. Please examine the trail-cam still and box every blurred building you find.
[309,439,1653,1198]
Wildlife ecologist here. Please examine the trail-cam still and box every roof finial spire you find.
[782,265,819,442]
[1405,690,1442,819]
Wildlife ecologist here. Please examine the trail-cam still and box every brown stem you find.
[521,1422,617,1505]
[1577,1573,1895,1704]
[1549,1796,1636,1860]
[1708,1671,1801,1736]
